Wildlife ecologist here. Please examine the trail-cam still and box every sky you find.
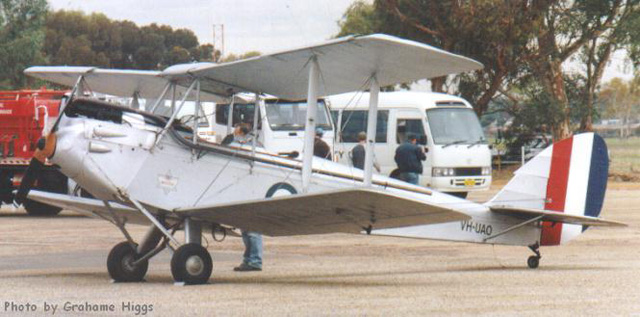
[48,0,634,83]
[48,0,356,55]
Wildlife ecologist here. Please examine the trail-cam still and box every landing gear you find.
[170,218,212,284]
[106,200,213,285]
[171,244,212,284]
[527,243,541,269]
[107,242,149,282]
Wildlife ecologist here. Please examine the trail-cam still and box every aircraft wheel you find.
[171,243,212,285]
[527,256,540,269]
[107,242,148,282]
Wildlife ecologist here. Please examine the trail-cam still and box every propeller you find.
[13,133,57,205]
[14,84,76,206]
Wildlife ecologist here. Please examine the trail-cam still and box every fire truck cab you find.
[0,89,69,216]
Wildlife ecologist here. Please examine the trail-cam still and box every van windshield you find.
[426,108,485,145]
[265,100,332,131]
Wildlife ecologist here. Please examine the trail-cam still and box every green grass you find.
[605,137,640,176]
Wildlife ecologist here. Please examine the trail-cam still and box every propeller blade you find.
[14,158,44,205]
[13,133,57,205]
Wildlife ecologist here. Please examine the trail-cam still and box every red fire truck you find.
[0,88,69,216]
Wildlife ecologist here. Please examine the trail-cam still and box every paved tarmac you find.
[0,184,638,316]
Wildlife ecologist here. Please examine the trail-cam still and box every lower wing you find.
[28,188,470,236]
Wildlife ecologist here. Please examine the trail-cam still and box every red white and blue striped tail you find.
[487,133,609,245]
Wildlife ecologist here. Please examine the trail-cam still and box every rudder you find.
[487,133,609,246]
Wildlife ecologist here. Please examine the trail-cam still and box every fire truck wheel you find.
[24,170,67,217]
[0,172,13,204]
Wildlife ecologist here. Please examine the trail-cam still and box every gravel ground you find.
[0,184,637,316]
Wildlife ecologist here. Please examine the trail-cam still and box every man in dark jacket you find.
[313,128,332,160]
[394,134,426,185]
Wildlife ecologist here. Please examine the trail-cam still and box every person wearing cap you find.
[313,128,332,160]
[394,133,426,185]
[350,131,380,172]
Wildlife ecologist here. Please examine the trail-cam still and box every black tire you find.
[447,192,468,199]
[107,242,149,282]
[24,170,67,216]
[527,256,540,269]
[171,243,212,285]
[0,172,13,204]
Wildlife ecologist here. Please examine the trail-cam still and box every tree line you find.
[338,0,640,140]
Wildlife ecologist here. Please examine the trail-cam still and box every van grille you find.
[455,167,482,176]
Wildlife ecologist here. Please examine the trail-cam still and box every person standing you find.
[351,131,380,172]
[234,232,263,271]
[223,123,263,272]
[313,128,332,160]
[394,134,426,185]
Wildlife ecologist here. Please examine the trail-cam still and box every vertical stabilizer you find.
[487,133,608,245]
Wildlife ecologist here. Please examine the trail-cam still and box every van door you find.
[336,109,390,171]
[393,109,431,185]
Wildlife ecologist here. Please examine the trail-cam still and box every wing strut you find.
[150,82,172,113]
[301,57,320,192]
[153,79,198,149]
[363,75,380,186]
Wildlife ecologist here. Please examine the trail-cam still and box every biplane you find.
[16,34,623,285]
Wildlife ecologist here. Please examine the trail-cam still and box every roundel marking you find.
[265,182,297,198]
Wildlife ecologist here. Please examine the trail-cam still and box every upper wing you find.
[490,206,626,227]
[27,34,482,101]
[24,66,227,102]
[165,34,483,99]
[176,188,470,236]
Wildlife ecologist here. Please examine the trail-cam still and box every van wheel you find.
[447,192,468,199]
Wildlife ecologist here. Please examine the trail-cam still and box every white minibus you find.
[328,91,491,197]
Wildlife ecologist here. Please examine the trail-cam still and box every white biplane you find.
[16,34,623,285]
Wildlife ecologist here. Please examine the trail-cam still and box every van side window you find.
[340,110,388,143]
[330,110,339,127]
[215,104,261,129]
[396,119,426,145]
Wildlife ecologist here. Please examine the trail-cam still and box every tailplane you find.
[487,133,609,245]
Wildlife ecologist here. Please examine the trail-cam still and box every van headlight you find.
[433,167,455,177]
[481,166,492,175]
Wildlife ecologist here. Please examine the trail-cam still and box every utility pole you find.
[212,24,225,61]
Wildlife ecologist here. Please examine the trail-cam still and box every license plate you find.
[464,178,475,187]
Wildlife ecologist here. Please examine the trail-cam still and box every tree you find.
[44,10,215,70]
[0,0,48,89]
[337,1,543,117]
[337,0,639,140]
[220,51,261,63]
[524,0,635,139]
[599,77,640,137]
